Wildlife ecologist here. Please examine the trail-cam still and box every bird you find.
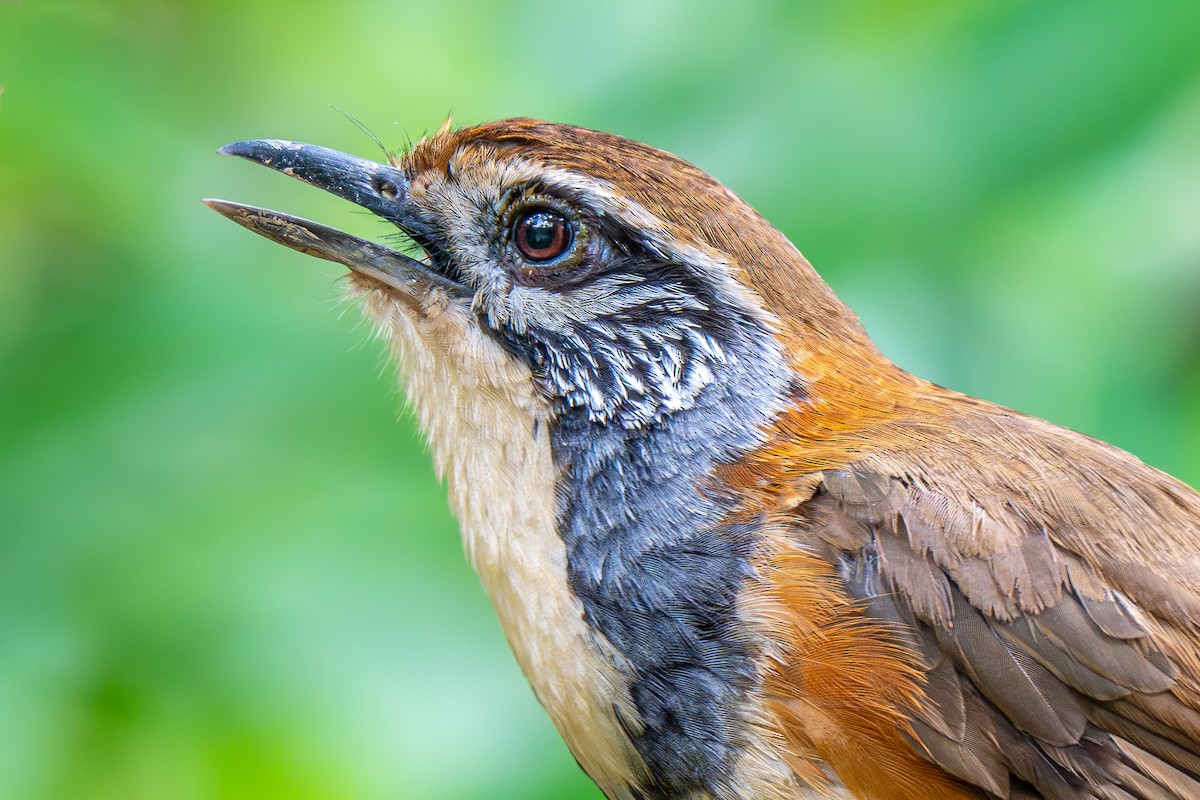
[205,118,1200,800]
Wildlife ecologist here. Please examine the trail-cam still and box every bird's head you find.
[207,118,885,438]
[207,120,924,797]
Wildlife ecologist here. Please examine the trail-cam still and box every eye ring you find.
[513,207,573,262]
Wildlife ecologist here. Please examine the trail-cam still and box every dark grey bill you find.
[206,139,469,297]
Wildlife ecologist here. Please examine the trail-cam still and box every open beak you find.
[204,140,469,297]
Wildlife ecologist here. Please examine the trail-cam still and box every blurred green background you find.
[2,1,1199,798]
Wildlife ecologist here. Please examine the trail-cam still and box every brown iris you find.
[513,208,572,262]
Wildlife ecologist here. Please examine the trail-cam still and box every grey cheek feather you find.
[541,322,724,427]
[501,272,790,797]
[510,276,735,429]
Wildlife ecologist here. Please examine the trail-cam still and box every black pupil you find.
[518,211,567,260]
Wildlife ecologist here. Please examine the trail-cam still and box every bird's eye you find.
[513,208,572,262]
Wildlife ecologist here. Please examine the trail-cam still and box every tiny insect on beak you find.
[204,139,469,297]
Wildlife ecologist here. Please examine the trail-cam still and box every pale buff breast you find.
[353,282,649,799]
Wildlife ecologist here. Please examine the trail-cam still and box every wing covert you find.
[795,465,1200,800]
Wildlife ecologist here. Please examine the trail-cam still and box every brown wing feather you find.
[788,398,1200,799]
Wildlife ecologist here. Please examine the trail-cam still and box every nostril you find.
[376,179,399,200]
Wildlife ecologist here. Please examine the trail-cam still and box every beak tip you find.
[202,198,246,222]
[217,140,266,160]
[217,139,296,165]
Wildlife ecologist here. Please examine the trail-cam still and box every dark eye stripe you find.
[514,209,572,261]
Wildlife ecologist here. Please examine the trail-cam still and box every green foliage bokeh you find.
[1,2,1198,798]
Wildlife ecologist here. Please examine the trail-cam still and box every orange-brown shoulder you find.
[732,381,985,798]
[738,374,1200,797]
[744,523,982,800]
